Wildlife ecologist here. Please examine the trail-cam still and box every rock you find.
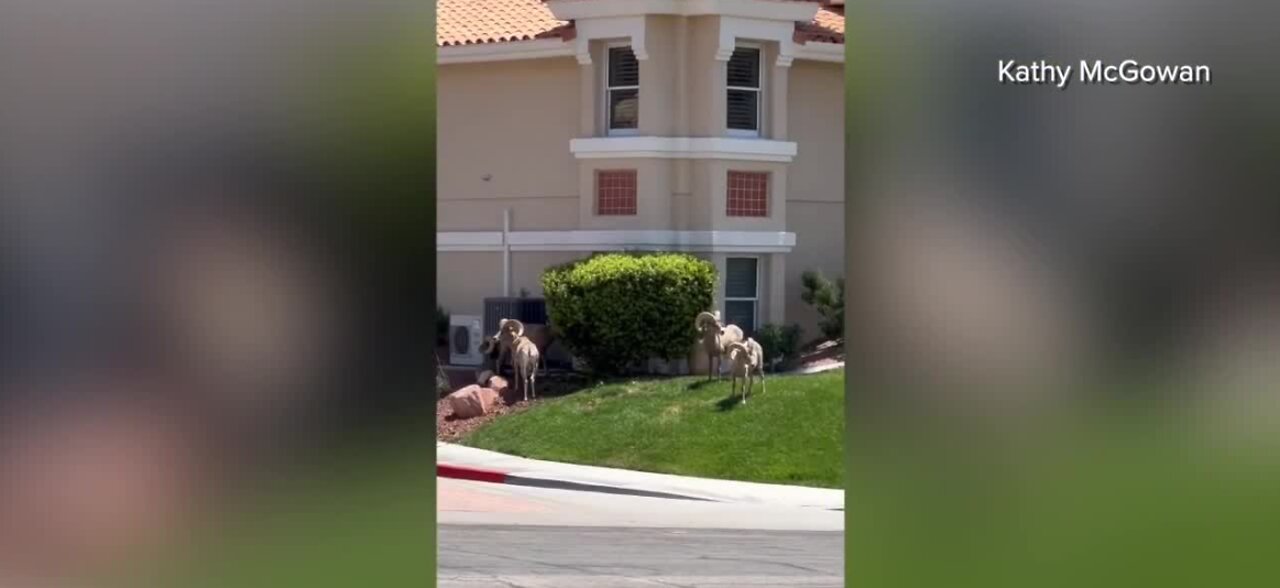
[487,375,509,395]
[476,387,500,412]
[476,370,494,386]
[486,376,517,404]
[447,384,499,419]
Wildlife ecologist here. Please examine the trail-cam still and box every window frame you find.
[725,42,764,138]
[724,256,761,334]
[604,42,640,136]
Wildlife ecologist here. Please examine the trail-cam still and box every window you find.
[606,45,639,133]
[724,258,759,335]
[726,46,762,135]
[596,170,637,215]
[726,171,769,217]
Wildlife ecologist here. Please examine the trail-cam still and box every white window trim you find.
[570,136,797,162]
[605,42,640,136]
[725,256,761,332]
[437,230,796,253]
[726,43,764,138]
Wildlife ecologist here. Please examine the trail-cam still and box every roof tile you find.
[437,0,846,48]
[438,0,570,47]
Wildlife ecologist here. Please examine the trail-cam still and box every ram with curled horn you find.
[695,311,743,380]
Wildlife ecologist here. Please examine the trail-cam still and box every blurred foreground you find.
[1,1,435,586]
[846,0,1280,586]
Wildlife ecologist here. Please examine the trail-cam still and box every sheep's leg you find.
[530,370,537,400]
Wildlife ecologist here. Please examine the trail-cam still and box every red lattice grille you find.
[596,170,637,216]
[726,171,768,217]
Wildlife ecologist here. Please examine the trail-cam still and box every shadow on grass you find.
[715,394,745,412]
[685,379,720,391]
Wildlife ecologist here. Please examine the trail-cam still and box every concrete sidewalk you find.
[437,443,844,510]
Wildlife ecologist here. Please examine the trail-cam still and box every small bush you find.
[436,305,450,346]
[436,352,451,397]
[757,323,804,371]
[542,253,716,375]
[801,270,845,341]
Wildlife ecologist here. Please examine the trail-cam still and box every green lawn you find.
[461,369,845,488]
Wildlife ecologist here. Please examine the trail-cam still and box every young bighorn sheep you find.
[725,338,766,404]
[695,311,744,380]
[511,333,541,402]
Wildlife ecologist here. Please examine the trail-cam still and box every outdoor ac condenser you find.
[448,314,485,366]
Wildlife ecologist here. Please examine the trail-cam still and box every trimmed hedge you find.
[542,253,716,375]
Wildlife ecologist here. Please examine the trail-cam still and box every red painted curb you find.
[437,463,508,484]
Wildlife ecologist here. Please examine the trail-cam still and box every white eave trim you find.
[438,231,504,251]
[438,230,797,253]
[570,137,798,163]
[547,0,819,22]
[795,41,845,63]
[438,38,575,65]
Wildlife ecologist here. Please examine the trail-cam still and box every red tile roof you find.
[438,0,571,47]
[795,6,845,44]
[438,0,846,48]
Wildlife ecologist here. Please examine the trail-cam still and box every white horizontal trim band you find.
[438,39,576,65]
[570,137,798,162]
[795,41,845,63]
[438,230,797,253]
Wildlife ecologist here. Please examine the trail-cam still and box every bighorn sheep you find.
[725,338,766,404]
[477,318,524,376]
[481,318,543,401]
[512,334,541,402]
[695,311,744,380]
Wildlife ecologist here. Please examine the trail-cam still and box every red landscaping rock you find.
[487,375,510,398]
[447,384,500,419]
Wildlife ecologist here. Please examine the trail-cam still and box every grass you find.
[461,369,845,488]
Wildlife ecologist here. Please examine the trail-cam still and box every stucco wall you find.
[438,57,581,231]
[437,252,503,318]
[785,59,845,338]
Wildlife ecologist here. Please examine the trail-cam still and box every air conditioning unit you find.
[483,297,547,336]
[448,314,485,366]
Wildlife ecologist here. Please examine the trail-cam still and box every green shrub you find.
[801,270,845,341]
[757,323,804,371]
[436,352,451,397]
[436,305,450,346]
[542,253,716,375]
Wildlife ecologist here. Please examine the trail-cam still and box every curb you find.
[437,464,507,484]
[438,463,715,502]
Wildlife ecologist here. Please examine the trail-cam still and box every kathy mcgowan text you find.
[999,59,1212,89]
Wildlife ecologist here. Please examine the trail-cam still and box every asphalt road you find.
[439,524,843,587]
[438,478,844,587]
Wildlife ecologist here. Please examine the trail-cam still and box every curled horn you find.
[507,318,525,338]
[725,341,749,356]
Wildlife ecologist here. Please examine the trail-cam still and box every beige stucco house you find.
[437,0,845,341]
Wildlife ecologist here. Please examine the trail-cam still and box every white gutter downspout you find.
[502,209,511,296]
